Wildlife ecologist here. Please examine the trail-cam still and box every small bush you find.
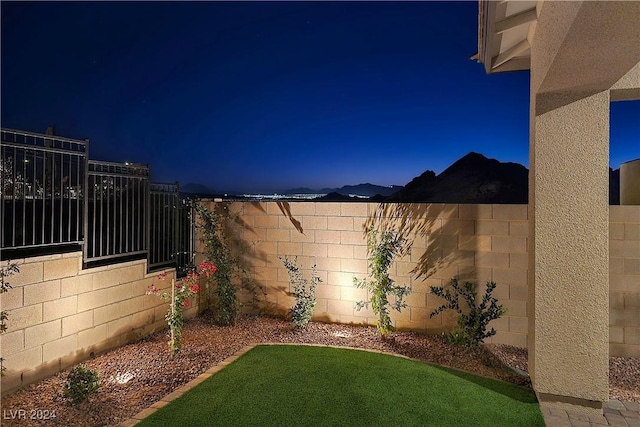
[63,364,101,405]
[280,256,320,328]
[429,277,506,347]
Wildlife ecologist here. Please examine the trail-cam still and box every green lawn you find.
[138,345,544,427]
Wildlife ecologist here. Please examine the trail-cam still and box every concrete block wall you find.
[207,200,639,357]
[211,201,531,348]
[610,205,640,357]
[0,252,190,396]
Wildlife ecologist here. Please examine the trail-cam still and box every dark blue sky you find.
[2,2,638,193]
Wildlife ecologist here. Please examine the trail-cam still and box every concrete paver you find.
[543,401,640,427]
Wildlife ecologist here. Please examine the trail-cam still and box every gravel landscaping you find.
[2,313,638,426]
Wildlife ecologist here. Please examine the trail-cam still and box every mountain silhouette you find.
[285,183,403,197]
[315,192,356,201]
[387,152,529,203]
[180,153,621,204]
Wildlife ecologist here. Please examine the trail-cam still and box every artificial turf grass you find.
[138,344,544,427]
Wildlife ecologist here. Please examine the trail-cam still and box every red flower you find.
[198,261,217,278]
[157,272,168,281]
[189,284,200,293]
[186,270,198,283]
[183,299,190,308]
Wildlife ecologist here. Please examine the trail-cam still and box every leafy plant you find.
[0,260,19,377]
[192,200,242,326]
[429,277,506,347]
[63,364,101,405]
[354,228,411,336]
[147,262,216,356]
[280,256,321,329]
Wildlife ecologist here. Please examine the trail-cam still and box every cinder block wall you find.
[204,200,639,357]
[0,253,190,396]
[610,205,640,357]
[206,201,530,348]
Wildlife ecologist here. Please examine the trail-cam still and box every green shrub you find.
[354,228,410,336]
[280,256,320,329]
[429,277,506,347]
[63,364,101,405]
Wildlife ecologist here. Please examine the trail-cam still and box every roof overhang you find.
[477,0,539,73]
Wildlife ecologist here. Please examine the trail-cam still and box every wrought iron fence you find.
[84,160,149,264]
[148,182,193,276]
[1,128,192,275]
[1,128,86,249]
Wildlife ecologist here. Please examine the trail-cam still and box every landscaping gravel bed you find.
[2,314,638,426]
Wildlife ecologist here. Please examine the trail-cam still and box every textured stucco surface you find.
[528,1,582,95]
[527,0,640,407]
[532,2,640,95]
[611,62,640,101]
[530,90,610,403]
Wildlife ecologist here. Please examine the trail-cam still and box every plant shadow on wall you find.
[364,203,495,336]
[248,201,308,317]
[364,203,462,281]
[364,203,508,349]
[276,201,303,234]
[242,202,272,275]
[192,200,266,325]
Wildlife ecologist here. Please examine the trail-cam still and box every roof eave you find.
[477,0,537,74]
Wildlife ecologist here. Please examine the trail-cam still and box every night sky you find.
[2,2,638,194]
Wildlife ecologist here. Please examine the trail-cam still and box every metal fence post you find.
[82,138,90,265]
